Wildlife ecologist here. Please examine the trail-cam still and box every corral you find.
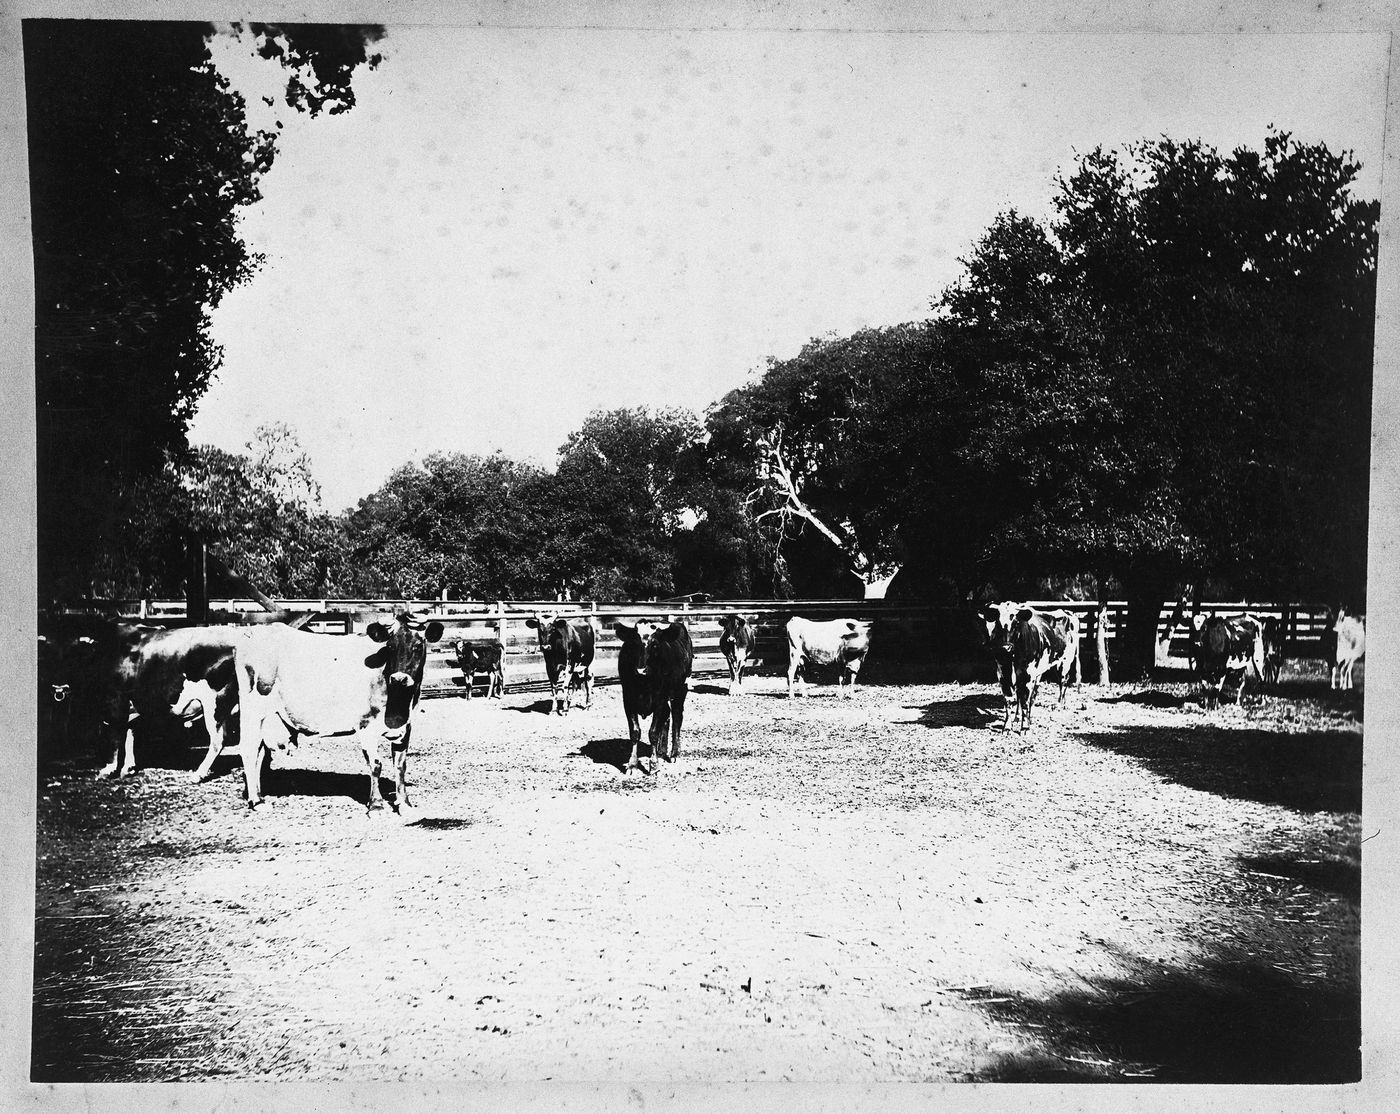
[32,631,1361,1083]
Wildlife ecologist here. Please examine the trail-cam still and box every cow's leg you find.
[361,734,387,812]
[192,701,225,781]
[787,658,800,698]
[237,702,270,809]
[649,702,670,774]
[624,704,645,775]
[668,690,686,762]
[391,726,412,815]
[581,668,593,710]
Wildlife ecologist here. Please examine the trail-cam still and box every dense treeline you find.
[30,23,1374,673]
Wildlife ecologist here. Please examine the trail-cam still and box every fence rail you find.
[42,597,1336,697]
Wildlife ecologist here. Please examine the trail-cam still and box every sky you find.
[185,26,1390,512]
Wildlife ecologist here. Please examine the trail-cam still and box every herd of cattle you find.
[35,602,1363,815]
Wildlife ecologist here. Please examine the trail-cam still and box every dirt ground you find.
[31,659,1362,1084]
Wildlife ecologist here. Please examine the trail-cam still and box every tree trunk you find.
[1095,577,1111,686]
[1159,582,1194,666]
[859,567,901,600]
[1119,569,1175,681]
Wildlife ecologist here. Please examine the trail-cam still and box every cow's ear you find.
[525,618,540,629]
[1016,608,1034,623]
[425,622,444,643]
[614,620,635,634]
[366,622,390,643]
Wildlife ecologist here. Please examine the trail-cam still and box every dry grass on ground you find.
[32,661,1361,1083]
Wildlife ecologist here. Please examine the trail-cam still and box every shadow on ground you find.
[967,949,1359,1083]
[263,767,396,807]
[1240,853,1361,904]
[906,693,1003,730]
[570,737,644,772]
[1075,725,1359,814]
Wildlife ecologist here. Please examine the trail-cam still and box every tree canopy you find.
[26,20,384,598]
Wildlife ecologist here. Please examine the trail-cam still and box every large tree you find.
[708,323,940,599]
[345,453,552,600]
[26,20,384,598]
[922,132,1376,670]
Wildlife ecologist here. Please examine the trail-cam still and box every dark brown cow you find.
[615,619,693,776]
[1262,617,1284,686]
[235,614,443,813]
[718,614,756,695]
[526,614,596,714]
[455,639,505,699]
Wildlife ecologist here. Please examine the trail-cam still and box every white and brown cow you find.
[718,614,756,695]
[1331,608,1366,690]
[980,601,1022,730]
[526,614,596,714]
[615,618,694,776]
[785,617,872,698]
[1194,613,1266,709]
[234,614,443,813]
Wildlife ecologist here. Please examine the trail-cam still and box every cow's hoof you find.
[248,798,270,811]
[120,766,138,778]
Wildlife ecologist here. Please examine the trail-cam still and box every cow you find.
[718,614,756,695]
[785,617,872,698]
[455,639,505,699]
[234,614,444,813]
[1262,617,1284,686]
[526,614,596,714]
[1008,607,1081,733]
[43,621,244,779]
[615,619,694,775]
[1331,608,1366,690]
[37,628,102,758]
[980,601,1022,730]
[1194,613,1266,709]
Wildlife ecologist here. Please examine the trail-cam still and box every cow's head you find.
[614,618,661,670]
[981,602,1020,650]
[367,614,444,733]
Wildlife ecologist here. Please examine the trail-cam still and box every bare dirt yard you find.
[31,660,1362,1084]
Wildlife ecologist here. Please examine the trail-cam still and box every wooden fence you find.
[43,597,1337,698]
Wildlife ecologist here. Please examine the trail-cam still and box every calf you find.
[785,617,872,698]
[1008,607,1080,732]
[1261,617,1284,686]
[526,614,596,714]
[235,614,443,813]
[1195,614,1266,709]
[615,619,694,775]
[718,614,755,694]
[1331,608,1365,690]
[455,639,505,699]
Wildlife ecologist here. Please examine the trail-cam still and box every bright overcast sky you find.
[186,27,1389,511]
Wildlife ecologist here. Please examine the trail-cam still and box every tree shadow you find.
[1240,853,1361,904]
[1074,725,1361,814]
[965,948,1359,1083]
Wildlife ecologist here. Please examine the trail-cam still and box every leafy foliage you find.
[26,20,383,597]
